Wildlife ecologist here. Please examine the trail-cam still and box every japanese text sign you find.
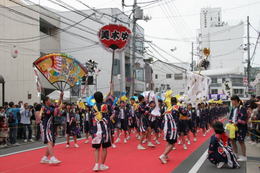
[98,24,131,51]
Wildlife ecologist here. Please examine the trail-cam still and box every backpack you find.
[7,109,16,124]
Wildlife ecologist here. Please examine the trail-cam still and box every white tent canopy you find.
[48,90,70,100]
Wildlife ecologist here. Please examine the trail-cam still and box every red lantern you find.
[98,24,131,51]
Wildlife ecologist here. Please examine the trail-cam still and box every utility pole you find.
[247,16,251,88]
[130,0,137,96]
[191,42,194,71]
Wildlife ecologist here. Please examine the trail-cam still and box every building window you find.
[174,73,183,80]
[136,69,144,81]
[231,78,243,85]
[155,74,158,79]
[211,78,217,84]
[161,84,165,90]
[166,74,172,79]
[125,63,130,78]
[233,89,243,95]
[155,88,159,92]
[166,84,170,89]
[222,78,226,83]
[113,59,120,75]
[40,19,57,36]
[211,89,218,94]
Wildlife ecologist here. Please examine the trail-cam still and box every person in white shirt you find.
[20,103,33,142]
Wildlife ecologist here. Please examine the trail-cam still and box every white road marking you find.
[0,138,85,157]
[188,149,208,173]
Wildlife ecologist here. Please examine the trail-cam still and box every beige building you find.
[0,0,61,104]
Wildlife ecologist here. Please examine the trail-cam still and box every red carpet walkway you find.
[0,130,214,173]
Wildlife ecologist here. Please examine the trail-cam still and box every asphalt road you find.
[173,137,246,173]
[0,136,248,173]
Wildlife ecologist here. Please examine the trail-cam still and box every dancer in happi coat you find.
[115,100,130,144]
[187,103,197,142]
[64,103,79,148]
[40,92,63,165]
[136,95,150,150]
[90,92,112,171]
[159,97,178,164]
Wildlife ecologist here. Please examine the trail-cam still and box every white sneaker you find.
[74,144,79,148]
[183,144,187,150]
[137,144,146,150]
[29,139,34,142]
[155,140,160,145]
[126,136,130,140]
[178,140,182,145]
[93,163,99,171]
[147,142,156,147]
[115,138,120,143]
[172,146,176,150]
[217,162,225,169]
[14,143,20,146]
[159,155,167,164]
[49,156,61,165]
[100,164,109,171]
[203,133,206,137]
[24,139,28,143]
[40,156,49,164]
[84,140,89,144]
[187,140,191,145]
[124,138,127,144]
[153,137,157,141]
[237,156,247,162]
[251,142,257,145]
[137,136,141,140]
[66,144,70,148]
[142,139,147,144]
[193,138,197,142]
[112,144,116,148]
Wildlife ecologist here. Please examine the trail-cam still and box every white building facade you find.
[0,0,41,104]
[197,7,246,98]
[151,60,188,95]
[0,0,149,105]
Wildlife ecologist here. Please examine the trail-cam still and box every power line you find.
[24,0,97,34]
[0,4,98,44]
[149,42,189,64]
[74,0,131,25]
[43,0,104,25]
[250,32,260,64]
[0,11,39,26]
[249,23,260,34]
[152,0,260,19]
[168,1,194,38]
[146,35,249,42]
[10,0,98,38]
[0,15,91,41]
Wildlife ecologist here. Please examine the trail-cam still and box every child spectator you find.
[208,121,240,169]
[0,114,9,147]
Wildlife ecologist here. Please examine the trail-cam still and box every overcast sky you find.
[29,0,260,67]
